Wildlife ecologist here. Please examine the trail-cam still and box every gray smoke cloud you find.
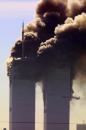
[7,0,86,79]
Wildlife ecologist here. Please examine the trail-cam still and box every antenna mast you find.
[22,22,24,58]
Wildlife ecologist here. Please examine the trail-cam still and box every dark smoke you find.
[10,0,68,59]
[36,0,67,24]
[38,13,86,67]
[7,0,86,79]
[11,32,40,58]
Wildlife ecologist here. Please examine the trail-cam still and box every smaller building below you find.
[77,124,86,130]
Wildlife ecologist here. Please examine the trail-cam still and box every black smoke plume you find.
[10,0,68,59]
[7,0,86,79]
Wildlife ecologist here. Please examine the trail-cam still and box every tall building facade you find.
[7,59,72,130]
[41,66,72,130]
[7,59,35,130]
[77,124,86,130]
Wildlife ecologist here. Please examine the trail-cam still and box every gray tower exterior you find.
[41,66,72,130]
[77,124,86,130]
[7,59,35,130]
[7,58,72,130]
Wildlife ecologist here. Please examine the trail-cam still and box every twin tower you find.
[7,57,72,130]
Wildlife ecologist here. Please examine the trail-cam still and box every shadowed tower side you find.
[7,60,35,130]
[77,124,86,130]
[37,66,72,130]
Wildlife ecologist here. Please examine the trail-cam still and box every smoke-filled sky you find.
[8,0,86,79]
[1,0,86,130]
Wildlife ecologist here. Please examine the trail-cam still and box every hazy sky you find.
[0,0,37,129]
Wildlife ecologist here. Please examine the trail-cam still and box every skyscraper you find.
[7,59,35,130]
[40,66,72,130]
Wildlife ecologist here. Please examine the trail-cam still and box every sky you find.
[0,0,86,130]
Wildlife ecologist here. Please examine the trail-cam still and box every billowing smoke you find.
[68,0,86,17]
[38,13,86,69]
[10,0,68,59]
[7,0,86,79]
